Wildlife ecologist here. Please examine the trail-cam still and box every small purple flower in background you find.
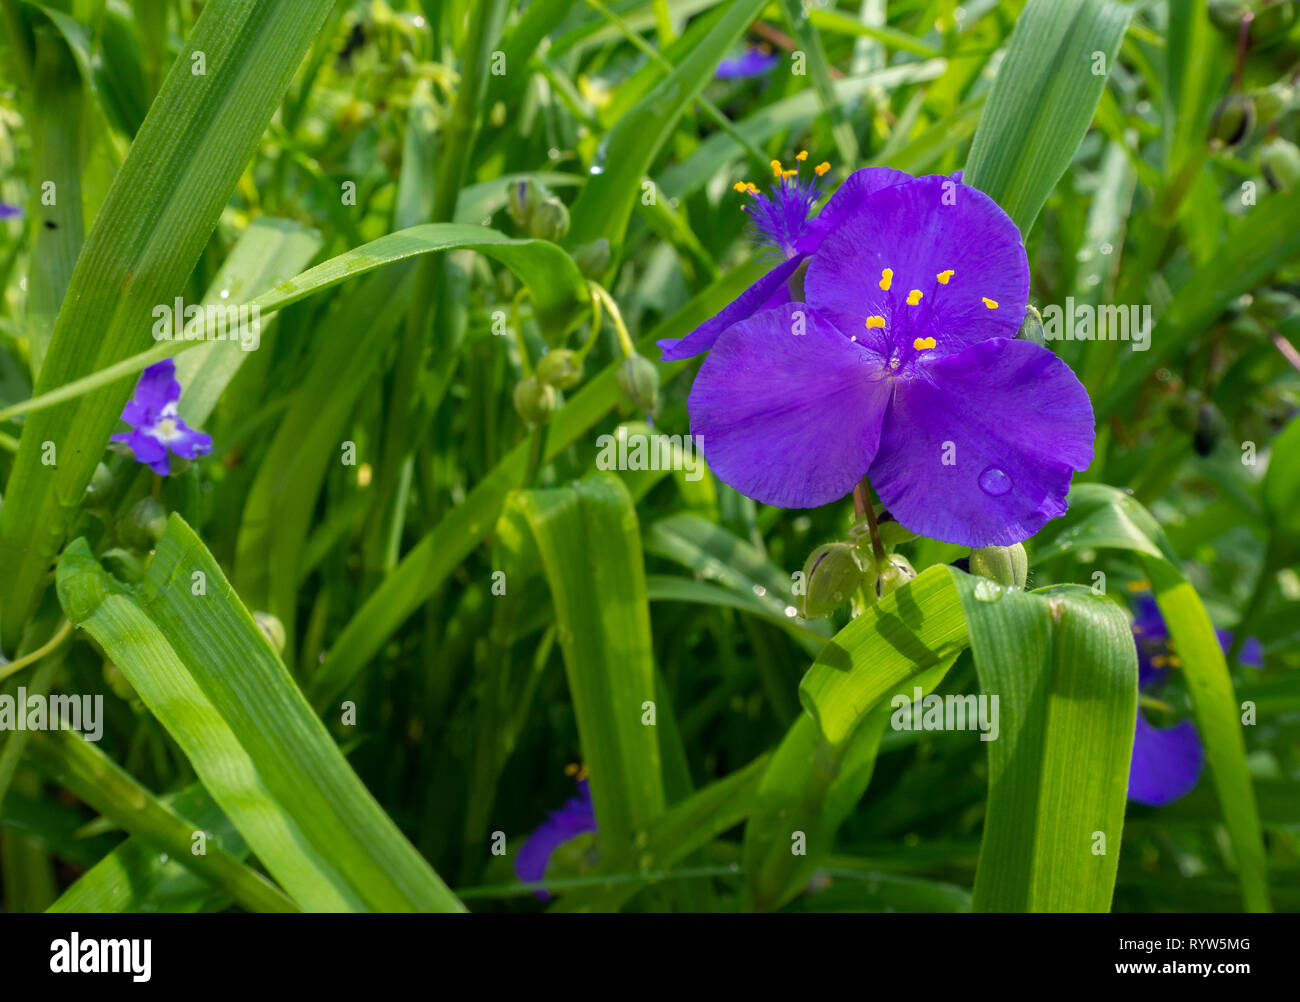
[663,166,1094,547]
[111,359,212,476]
[0,203,23,220]
[716,46,781,80]
[659,158,913,363]
[514,775,597,899]
[1129,593,1262,806]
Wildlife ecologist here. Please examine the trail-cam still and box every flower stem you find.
[0,619,72,684]
[510,287,534,376]
[853,477,886,565]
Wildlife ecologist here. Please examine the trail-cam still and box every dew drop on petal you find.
[978,466,1012,497]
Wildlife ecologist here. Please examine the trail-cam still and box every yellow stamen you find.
[982,297,999,309]
[906,289,923,305]
[745,183,759,194]
[913,336,937,350]
[1151,655,1168,668]
[937,269,954,284]
[770,159,783,179]
[1168,656,1183,669]
[732,181,748,193]
[879,268,893,291]
[1127,579,1151,592]
[782,169,796,178]
[814,162,831,177]
[865,316,885,329]
[795,150,808,162]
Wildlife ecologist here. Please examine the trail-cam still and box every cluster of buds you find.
[506,178,570,241]
[514,348,589,426]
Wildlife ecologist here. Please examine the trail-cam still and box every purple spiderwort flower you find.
[514,777,597,900]
[716,46,781,80]
[662,164,1094,547]
[0,203,23,220]
[111,359,212,476]
[1129,594,1262,806]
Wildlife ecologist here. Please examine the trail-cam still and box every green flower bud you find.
[1252,289,1300,325]
[254,611,287,656]
[528,197,571,241]
[83,462,116,507]
[101,547,148,584]
[506,177,545,228]
[572,239,611,280]
[513,376,558,425]
[968,544,1029,589]
[1251,83,1295,125]
[536,349,583,390]
[1209,95,1254,147]
[800,542,866,618]
[120,496,168,550]
[617,354,660,414]
[872,553,917,601]
[1249,0,1296,42]
[1208,0,1251,33]
[1194,401,1226,457]
[1261,137,1300,192]
[103,661,136,702]
[1017,304,1046,345]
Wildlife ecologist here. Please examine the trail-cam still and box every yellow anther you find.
[770,159,783,178]
[982,297,999,309]
[814,162,831,177]
[733,181,748,193]
[865,316,885,329]
[937,269,955,284]
[795,150,808,162]
[745,182,759,194]
[907,289,923,305]
[879,268,893,291]
[782,169,797,178]
[1168,656,1183,669]
[1127,579,1151,592]
[1151,655,1168,669]
[913,336,937,351]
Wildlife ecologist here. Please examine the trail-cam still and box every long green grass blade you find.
[56,515,464,912]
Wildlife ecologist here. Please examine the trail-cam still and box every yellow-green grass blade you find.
[55,515,464,912]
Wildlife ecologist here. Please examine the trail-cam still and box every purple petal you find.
[794,166,914,255]
[689,303,891,508]
[167,423,213,460]
[805,175,1028,359]
[1128,713,1203,806]
[1215,627,1264,668]
[716,49,780,79]
[867,338,1095,547]
[120,430,171,476]
[125,359,182,422]
[0,203,23,220]
[658,256,803,361]
[514,781,597,900]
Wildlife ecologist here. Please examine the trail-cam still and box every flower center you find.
[857,265,1001,374]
